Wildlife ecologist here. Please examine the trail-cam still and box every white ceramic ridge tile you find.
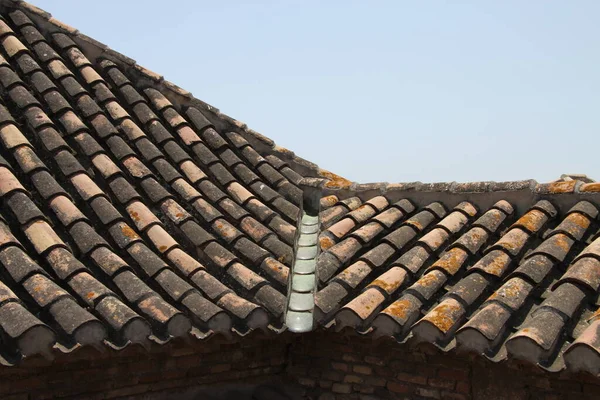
[294,259,316,274]
[297,245,318,260]
[292,275,315,293]
[300,224,319,234]
[298,233,318,246]
[288,292,313,312]
[285,210,319,333]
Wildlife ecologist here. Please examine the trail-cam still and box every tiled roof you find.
[313,190,600,375]
[1,0,600,378]
[0,1,308,364]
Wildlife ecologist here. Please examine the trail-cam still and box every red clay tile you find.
[166,247,205,276]
[351,222,384,243]
[212,219,241,243]
[558,257,600,292]
[126,201,160,231]
[176,126,201,146]
[328,237,364,264]
[428,248,469,276]
[327,218,357,240]
[366,196,389,211]
[165,181,196,206]
[376,291,425,332]
[551,212,591,240]
[547,181,577,193]
[0,221,20,247]
[146,225,178,253]
[227,262,266,291]
[119,119,146,141]
[564,319,600,374]
[340,288,386,321]
[160,198,191,225]
[145,88,173,109]
[122,156,153,179]
[530,233,574,262]
[47,60,72,79]
[419,228,450,252]
[49,195,86,227]
[511,209,548,233]
[47,17,78,34]
[492,228,530,256]
[580,183,600,192]
[180,160,207,183]
[0,124,30,149]
[372,207,405,228]
[453,227,489,254]
[414,297,465,341]
[437,211,469,234]
[487,277,534,311]
[163,110,187,127]
[228,182,254,204]
[469,250,512,277]
[320,205,346,225]
[80,65,103,85]
[23,220,65,254]
[454,201,477,217]
[1,35,28,57]
[0,166,26,196]
[0,20,14,36]
[319,235,335,251]
[91,153,122,178]
[70,173,104,201]
[367,266,408,295]
[105,100,129,120]
[456,302,512,352]
[13,146,44,173]
[349,204,380,224]
[394,246,430,274]
[240,217,272,243]
[260,257,289,286]
[64,47,89,68]
[336,261,372,288]
[320,195,338,209]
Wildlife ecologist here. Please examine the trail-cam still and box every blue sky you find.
[37,1,599,183]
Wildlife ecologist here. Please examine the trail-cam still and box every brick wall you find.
[0,331,293,400]
[288,331,600,400]
[2,330,600,399]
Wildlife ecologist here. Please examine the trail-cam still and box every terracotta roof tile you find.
[468,250,512,278]
[0,1,596,372]
[317,196,596,357]
[450,203,596,364]
[320,195,339,209]
[558,257,600,292]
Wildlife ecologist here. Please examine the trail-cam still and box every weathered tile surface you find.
[0,4,305,365]
[317,194,600,374]
[0,0,599,378]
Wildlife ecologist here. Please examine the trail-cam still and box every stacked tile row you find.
[315,193,600,374]
[0,9,308,362]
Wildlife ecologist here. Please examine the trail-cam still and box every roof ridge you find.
[301,177,600,218]
[302,176,600,194]
[0,0,329,179]
[6,1,596,196]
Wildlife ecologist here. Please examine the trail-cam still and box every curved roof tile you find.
[0,1,599,377]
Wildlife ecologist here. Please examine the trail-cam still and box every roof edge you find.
[300,177,600,215]
[6,0,599,212]
[1,0,329,179]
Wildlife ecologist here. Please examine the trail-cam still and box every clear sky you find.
[36,1,599,184]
